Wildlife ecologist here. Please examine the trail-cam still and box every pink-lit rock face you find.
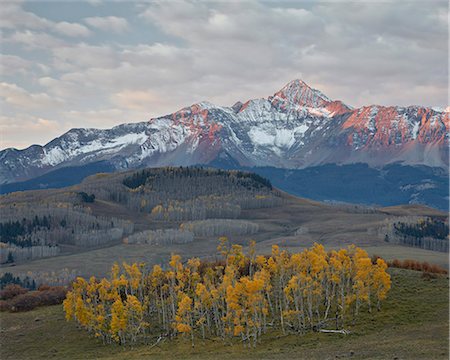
[0,79,448,184]
[171,104,222,135]
[325,101,352,116]
[343,105,449,149]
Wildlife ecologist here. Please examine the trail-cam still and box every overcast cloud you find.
[0,0,447,149]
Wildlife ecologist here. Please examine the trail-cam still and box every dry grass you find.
[1,193,448,279]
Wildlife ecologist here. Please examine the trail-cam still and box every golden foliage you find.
[64,241,391,346]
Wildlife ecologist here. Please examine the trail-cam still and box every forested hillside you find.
[1,166,448,292]
[0,167,282,265]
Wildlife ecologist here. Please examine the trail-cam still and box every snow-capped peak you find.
[271,79,333,108]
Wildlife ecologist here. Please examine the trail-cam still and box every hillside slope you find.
[1,167,447,283]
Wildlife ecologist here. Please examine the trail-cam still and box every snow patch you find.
[411,122,420,140]
[41,132,148,166]
[294,124,309,136]
[41,147,67,166]
[248,128,275,146]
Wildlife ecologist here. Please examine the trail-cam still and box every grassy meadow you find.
[1,268,448,360]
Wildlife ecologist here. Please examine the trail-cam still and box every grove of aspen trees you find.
[0,167,282,264]
[63,239,391,347]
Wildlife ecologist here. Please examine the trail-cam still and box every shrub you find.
[388,258,448,274]
[0,300,10,311]
[7,286,67,312]
[9,292,42,312]
[0,284,28,300]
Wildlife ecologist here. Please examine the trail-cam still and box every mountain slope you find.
[1,79,448,184]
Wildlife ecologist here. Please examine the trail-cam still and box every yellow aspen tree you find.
[309,243,328,326]
[63,291,76,321]
[125,295,146,343]
[372,258,391,310]
[194,282,212,339]
[175,292,194,346]
[228,244,246,269]
[123,262,143,298]
[327,250,343,324]
[353,248,373,316]
[239,276,265,346]
[217,236,230,262]
[111,263,121,288]
[93,303,108,342]
[110,296,127,344]
[168,254,183,326]
[253,269,271,332]
[335,248,352,326]
[150,264,168,331]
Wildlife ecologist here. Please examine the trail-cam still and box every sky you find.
[0,0,448,150]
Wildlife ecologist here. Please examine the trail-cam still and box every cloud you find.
[84,16,129,33]
[7,30,65,49]
[0,54,33,75]
[137,0,447,108]
[0,82,65,109]
[1,3,91,45]
[111,89,167,111]
[52,43,119,69]
[0,114,63,149]
[1,0,447,150]
[0,2,51,30]
[54,21,91,37]
[62,108,149,128]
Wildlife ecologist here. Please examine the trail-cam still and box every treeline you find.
[124,229,194,245]
[394,218,448,240]
[64,240,391,347]
[0,268,80,291]
[180,219,259,237]
[123,219,259,246]
[0,272,36,290]
[149,199,241,221]
[0,244,60,264]
[380,216,449,253]
[0,216,51,247]
[392,236,448,253]
[123,167,272,191]
[325,201,380,214]
[81,167,282,221]
[74,228,125,247]
[0,204,134,263]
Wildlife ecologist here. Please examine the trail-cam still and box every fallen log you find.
[148,335,166,349]
[319,329,350,335]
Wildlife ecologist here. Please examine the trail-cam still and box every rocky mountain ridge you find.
[1,79,448,184]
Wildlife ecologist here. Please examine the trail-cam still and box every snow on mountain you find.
[0,79,448,184]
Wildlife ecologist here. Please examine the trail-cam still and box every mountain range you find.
[1,79,448,209]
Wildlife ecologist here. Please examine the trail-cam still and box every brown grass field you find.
[1,191,447,279]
